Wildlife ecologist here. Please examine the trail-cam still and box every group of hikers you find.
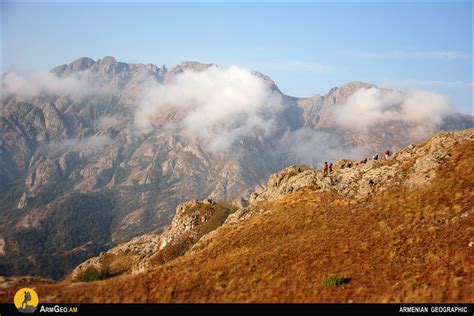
[322,149,391,176]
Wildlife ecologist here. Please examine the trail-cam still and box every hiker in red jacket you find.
[385,149,390,159]
[329,163,333,173]
[323,162,328,176]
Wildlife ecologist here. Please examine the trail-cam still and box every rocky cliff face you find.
[0,56,472,279]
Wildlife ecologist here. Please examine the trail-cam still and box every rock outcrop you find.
[227,128,474,225]
[69,199,234,281]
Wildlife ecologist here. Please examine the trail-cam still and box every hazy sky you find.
[2,0,472,114]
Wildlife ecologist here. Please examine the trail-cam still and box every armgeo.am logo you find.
[13,288,78,314]
[13,288,39,313]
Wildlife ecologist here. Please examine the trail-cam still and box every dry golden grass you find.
[1,140,472,303]
[72,252,139,282]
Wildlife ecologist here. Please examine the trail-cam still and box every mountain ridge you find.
[48,55,377,98]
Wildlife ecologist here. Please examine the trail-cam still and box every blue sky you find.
[2,1,472,114]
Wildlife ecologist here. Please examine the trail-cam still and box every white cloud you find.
[96,116,122,130]
[2,60,459,167]
[47,135,112,156]
[278,128,369,167]
[1,70,112,101]
[331,87,452,140]
[133,65,283,151]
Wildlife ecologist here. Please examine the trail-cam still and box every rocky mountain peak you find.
[340,81,377,91]
[179,60,215,70]
[323,81,377,106]
[96,56,133,76]
[99,56,117,65]
[253,71,281,93]
[166,60,215,77]
[70,56,96,70]
[48,57,219,88]
[50,57,95,76]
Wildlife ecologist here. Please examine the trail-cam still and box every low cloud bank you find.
[331,87,452,140]
[2,64,456,166]
[278,128,369,168]
[134,65,283,151]
[47,135,112,156]
[2,70,111,101]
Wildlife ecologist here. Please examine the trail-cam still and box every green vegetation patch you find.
[321,274,349,287]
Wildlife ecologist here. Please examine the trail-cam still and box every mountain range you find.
[0,56,472,279]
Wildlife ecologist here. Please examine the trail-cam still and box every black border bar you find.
[1,303,473,316]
